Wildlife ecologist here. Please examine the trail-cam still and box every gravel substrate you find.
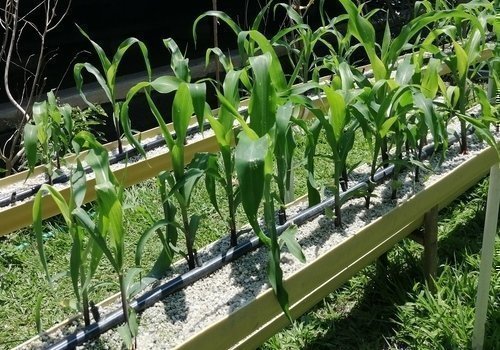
[19,119,499,350]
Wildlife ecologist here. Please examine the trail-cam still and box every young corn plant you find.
[24,91,74,183]
[74,24,151,154]
[147,83,208,270]
[121,38,208,270]
[204,17,323,215]
[432,11,488,153]
[235,128,305,322]
[312,81,359,226]
[340,0,483,205]
[203,58,243,246]
[135,170,179,278]
[33,157,100,327]
[230,52,305,319]
[270,1,338,87]
[71,132,139,348]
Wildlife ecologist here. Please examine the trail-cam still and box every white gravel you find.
[20,118,499,350]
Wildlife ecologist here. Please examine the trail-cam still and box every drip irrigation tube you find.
[43,127,461,350]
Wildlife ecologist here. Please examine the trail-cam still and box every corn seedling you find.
[74,25,151,154]
[70,132,140,348]
[24,91,74,184]
[203,55,243,246]
[312,79,360,226]
[33,151,99,327]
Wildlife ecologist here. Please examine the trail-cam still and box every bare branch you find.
[3,0,28,120]
[48,0,72,32]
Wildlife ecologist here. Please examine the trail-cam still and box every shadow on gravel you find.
[160,289,188,323]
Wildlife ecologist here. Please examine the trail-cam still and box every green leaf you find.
[172,83,194,146]
[453,41,468,80]
[83,141,112,186]
[279,225,306,263]
[193,11,242,47]
[323,86,346,142]
[338,0,386,79]
[241,30,288,91]
[380,116,398,138]
[109,37,151,89]
[150,75,182,93]
[33,188,51,285]
[168,168,205,207]
[421,58,441,99]
[248,53,276,137]
[41,185,72,225]
[69,230,82,309]
[235,133,267,228]
[76,24,111,71]
[395,56,415,86]
[73,207,118,272]
[206,112,229,148]
[117,324,133,349]
[74,62,113,106]
[188,83,206,131]
[95,182,124,269]
[23,123,38,172]
[136,219,182,267]
[164,38,191,82]
[71,160,87,209]
[128,309,139,337]
[120,81,151,158]
[188,215,202,243]
[144,91,175,149]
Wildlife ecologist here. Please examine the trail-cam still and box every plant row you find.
[26,0,499,348]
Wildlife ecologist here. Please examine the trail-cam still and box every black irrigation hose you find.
[43,126,470,350]
[0,121,209,208]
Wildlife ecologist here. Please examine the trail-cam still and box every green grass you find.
[260,177,500,350]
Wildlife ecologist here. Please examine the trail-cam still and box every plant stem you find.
[225,168,238,247]
[82,287,91,326]
[391,140,403,200]
[113,106,123,154]
[80,265,91,326]
[181,207,196,270]
[334,159,342,227]
[459,79,468,154]
[118,273,129,331]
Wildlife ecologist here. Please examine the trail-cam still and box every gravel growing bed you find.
[21,122,499,350]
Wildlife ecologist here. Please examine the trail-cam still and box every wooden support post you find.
[423,205,439,293]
